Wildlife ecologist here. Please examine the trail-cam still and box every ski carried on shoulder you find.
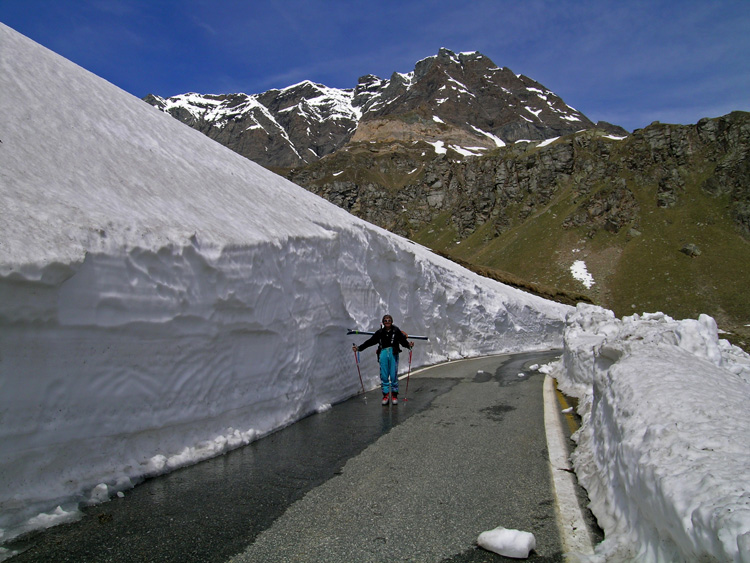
[347,329,429,341]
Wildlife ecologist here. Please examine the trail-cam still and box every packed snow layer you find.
[553,304,750,562]
[0,23,572,543]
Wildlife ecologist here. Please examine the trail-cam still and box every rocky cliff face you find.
[290,112,749,242]
[145,48,626,169]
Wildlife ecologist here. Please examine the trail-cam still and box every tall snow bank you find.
[0,24,572,544]
[553,303,750,562]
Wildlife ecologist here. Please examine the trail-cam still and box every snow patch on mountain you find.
[570,261,595,288]
[470,125,507,147]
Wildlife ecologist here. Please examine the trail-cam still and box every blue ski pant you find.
[379,347,399,395]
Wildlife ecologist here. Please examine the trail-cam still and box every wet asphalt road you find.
[7,351,572,562]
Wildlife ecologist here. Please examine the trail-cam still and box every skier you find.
[353,314,414,405]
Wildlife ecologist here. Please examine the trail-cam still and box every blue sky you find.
[1,0,748,132]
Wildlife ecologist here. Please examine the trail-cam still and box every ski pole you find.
[403,347,413,402]
[352,343,365,394]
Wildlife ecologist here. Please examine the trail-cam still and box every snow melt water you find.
[0,23,570,547]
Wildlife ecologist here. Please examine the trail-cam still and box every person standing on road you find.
[353,315,414,405]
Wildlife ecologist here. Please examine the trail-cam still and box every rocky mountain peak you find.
[347,48,609,151]
[145,48,626,169]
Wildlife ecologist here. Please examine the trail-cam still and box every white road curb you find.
[543,375,595,560]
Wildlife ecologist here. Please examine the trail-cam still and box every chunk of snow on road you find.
[478,526,536,558]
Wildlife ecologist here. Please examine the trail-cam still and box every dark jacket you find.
[357,325,412,355]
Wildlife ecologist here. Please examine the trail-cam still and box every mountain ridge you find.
[145,48,627,169]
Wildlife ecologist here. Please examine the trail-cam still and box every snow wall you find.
[0,24,572,543]
[553,304,750,562]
